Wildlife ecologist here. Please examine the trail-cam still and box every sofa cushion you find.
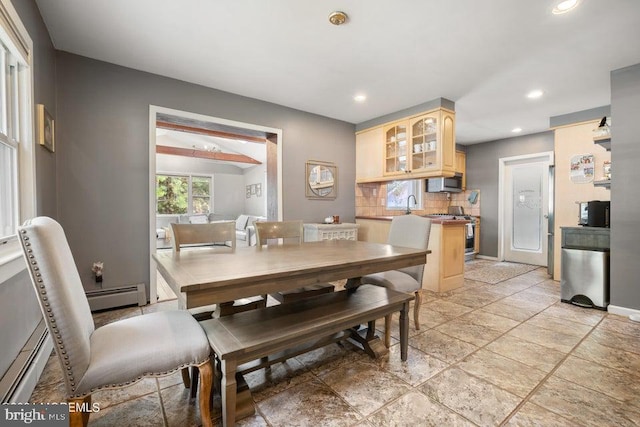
[236,215,249,231]
[189,214,208,224]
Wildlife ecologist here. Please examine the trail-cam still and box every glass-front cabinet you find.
[410,113,439,173]
[382,108,456,178]
[384,122,408,175]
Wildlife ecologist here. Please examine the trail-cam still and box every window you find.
[386,180,423,211]
[0,0,33,241]
[156,174,212,215]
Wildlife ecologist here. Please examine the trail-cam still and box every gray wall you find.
[243,165,267,217]
[610,63,640,311]
[55,52,355,295]
[466,132,555,257]
[1,0,56,395]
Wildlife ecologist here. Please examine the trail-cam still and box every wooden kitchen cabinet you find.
[356,126,384,183]
[362,107,456,182]
[383,121,409,176]
[407,110,456,177]
[423,222,466,292]
[355,218,391,244]
[455,150,466,190]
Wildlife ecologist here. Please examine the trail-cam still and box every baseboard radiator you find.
[86,284,146,311]
[0,321,53,403]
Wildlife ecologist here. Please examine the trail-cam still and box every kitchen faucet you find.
[406,194,417,214]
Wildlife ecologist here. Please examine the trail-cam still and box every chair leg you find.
[197,360,214,427]
[181,367,191,388]
[384,314,392,348]
[414,289,423,330]
[68,395,91,427]
[190,366,199,399]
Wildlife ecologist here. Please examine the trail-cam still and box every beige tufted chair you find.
[18,217,213,427]
[360,215,431,348]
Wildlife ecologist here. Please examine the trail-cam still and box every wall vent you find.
[86,284,146,311]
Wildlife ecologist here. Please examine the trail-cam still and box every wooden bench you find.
[200,284,414,427]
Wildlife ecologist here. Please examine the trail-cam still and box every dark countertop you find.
[356,215,470,225]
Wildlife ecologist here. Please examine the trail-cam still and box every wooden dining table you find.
[153,239,429,311]
[154,239,428,422]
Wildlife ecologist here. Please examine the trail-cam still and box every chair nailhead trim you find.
[20,228,83,396]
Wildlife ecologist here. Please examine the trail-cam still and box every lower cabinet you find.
[423,223,466,292]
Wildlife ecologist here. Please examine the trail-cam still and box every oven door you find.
[465,223,475,253]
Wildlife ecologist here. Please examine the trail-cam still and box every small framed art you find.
[37,104,55,152]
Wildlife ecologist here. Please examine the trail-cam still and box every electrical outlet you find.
[373,188,377,196]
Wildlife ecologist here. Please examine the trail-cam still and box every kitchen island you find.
[355,215,467,292]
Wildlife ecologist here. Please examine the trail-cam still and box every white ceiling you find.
[36,0,640,144]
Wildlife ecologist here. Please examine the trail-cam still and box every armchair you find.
[18,217,214,427]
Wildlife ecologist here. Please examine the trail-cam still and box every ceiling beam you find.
[156,145,262,165]
[156,121,267,144]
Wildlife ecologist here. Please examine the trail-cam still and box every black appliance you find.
[579,201,610,227]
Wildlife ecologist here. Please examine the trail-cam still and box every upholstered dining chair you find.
[170,221,266,319]
[18,217,213,427]
[254,220,335,303]
[360,214,431,347]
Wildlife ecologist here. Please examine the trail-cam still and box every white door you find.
[500,152,553,266]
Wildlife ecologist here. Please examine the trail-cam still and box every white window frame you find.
[386,180,423,211]
[155,172,213,216]
[0,0,35,260]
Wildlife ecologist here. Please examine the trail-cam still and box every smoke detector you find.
[329,11,348,26]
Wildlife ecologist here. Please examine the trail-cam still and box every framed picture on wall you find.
[305,160,337,199]
[37,104,55,152]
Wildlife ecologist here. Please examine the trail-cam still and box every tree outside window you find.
[156,174,211,215]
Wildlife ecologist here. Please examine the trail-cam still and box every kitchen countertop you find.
[356,215,470,225]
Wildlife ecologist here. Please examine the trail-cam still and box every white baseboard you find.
[607,304,640,319]
[475,255,498,261]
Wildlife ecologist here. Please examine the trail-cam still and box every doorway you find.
[499,152,554,266]
[148,106,283,304]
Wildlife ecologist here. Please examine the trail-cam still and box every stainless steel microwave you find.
[426,173,463,193]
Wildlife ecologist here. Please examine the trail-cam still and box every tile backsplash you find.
[355,183,480,217]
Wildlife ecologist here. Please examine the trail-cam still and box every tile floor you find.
[30,260,640,426]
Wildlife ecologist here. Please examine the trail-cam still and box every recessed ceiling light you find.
[552,0,579,15]
[526,89,544,99]
[512,127,523,133]
[354,94,367,103]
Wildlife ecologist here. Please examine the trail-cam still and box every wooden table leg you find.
[220,358,237,427]
[349,319,388,359]
[399,302,409,361]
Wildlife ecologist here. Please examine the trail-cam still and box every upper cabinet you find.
[356,108,456,183]
[355,126,384,183]
[383,121,409,176]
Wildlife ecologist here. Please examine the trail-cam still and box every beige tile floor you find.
[30,260,640,426]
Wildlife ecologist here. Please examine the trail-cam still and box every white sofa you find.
[156,213,265,247]
[234,214,266,246]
